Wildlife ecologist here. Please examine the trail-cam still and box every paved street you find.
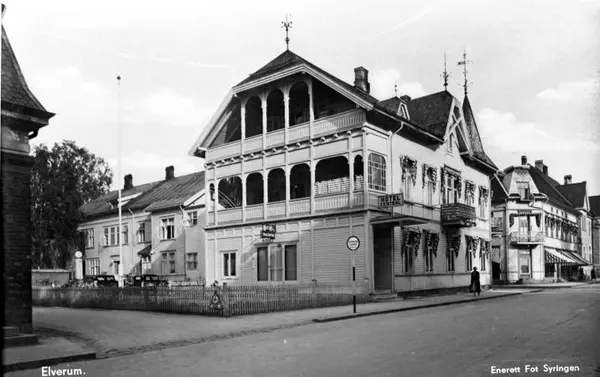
[8,285,600,377]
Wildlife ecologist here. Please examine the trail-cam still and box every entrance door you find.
[373,224,393,291]
[519,251,531,279]
[492,262,501,281]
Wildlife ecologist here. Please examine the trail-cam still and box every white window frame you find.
[186,253,198,270]
[425,177,434,207]
[222,251,237,278]
[84,229,95,249]
[160,252,176,275]
[368,153,387,192]
[187,211,198,226]
[256,244,298,282]
[444,175,458,204]
[425,244,434,273]
[87,258,100,276]
[141,255,152,273]
[447,248,455,272]
[447,134,454,154]
[403,175,412,202]
[103,225,122,247]
[160,217,175,240]
[479,195,487,218]
[466,243,473,272]
[516,181,530,199]
[403,238,414,274]
[169,252,176,274]
[112,260,120,275]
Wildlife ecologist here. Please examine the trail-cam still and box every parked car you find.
[131,274,163,288]
[94,275,119,288]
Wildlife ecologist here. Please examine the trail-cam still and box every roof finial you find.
[457,48,472,96]
[441,52,451,91]
[281,14,293,51]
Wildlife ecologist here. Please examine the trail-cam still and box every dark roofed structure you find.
[528,166,576,210]
[462,96,497,169]
[79,181,159,218]
[555,182,587,209]
[405,90,454,139]
[590,195,600,217]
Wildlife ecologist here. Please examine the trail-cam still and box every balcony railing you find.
[441,203,476,227]
[510,231,544,244]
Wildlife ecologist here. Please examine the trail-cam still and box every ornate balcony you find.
[510,231,544,244]
[441,203,476,228]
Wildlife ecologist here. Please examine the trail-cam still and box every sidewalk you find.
[27,288,536,362]
[492,281,599,289]
[3,336,96,373]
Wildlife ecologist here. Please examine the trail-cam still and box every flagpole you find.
[117,75,123,286]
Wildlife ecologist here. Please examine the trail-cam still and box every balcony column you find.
[307,79,314,137]
[283,85,291,145]
[263,169,269,220]
[214,177,220,226]
[348,132,354,208]
[241,174,247,222]
[261,93,268,149]
[310,162,316,215]
[285,167,291,217]
[240,101,246,154]
[307,79,315,214]
[261,93,268,220]
[362,130,369,207]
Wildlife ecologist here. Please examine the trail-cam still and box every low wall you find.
[31,269,71,287]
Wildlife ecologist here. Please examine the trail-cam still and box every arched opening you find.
[266,89,285,132]
[267,168,286,203]
[218,176,242,209]
[289,81,309,127]
[315,156,349,195]
[353,155,364,191]
[368,153,387,192]
[312,79,355,120]
[245,96,262,138]
[246,172,264,205]
[290,164,311,199]
[211,102,241,147]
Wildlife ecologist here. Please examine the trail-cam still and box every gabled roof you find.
[80,171,205,220]
[405,90,454,139]
[1,26,53,118]
[462,95,497,170]
[128,171,205,212]
[528,166,576,210]
[589,195,600,217]
[491,174,509,203]
[555,182,587,209]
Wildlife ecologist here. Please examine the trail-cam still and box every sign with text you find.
[378,193,404,207]
[347,236,360,252]
[261,224,276,239]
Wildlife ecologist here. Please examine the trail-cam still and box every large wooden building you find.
[189,50,498,294]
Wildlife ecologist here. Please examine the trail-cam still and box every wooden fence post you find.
[222,283,229,317]
[312,279,318,308]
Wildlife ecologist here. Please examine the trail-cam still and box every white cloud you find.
[536,79,599,103]
[377,8,431,37]
[370,68,427,100]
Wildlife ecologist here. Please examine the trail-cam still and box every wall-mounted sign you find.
[261,224,276,239]
[378,193,404,207]
[347,236,360,252]
[75,251,83,258]
[209,292,222,310]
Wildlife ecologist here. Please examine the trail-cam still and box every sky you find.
[3,0,600,195]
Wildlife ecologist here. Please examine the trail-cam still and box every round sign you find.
[75,251,82,258]
[347,236,360,251]
[211,293,221,305]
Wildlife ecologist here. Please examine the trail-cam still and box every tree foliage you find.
[31,140,113,269]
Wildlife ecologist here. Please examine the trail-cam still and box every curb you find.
[3,352,97,373]
[312,291,540,323]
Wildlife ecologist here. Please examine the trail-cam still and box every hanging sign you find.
[378,193,404,207]
[261,224,276,239]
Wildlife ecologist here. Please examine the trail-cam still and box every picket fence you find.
[32,282,373,317]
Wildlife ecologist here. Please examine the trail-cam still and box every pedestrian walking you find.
[591,268,596,281]
[470,267,481,297]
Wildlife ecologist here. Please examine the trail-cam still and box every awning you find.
[545,248,578,265]
[137,245,152,257]
[371,214,431,226]
[562,251,590,266]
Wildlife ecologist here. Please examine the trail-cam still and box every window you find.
[516,181,530,199]
[403,237,414,274]
[368,153,387,191]
[169,252,176,274]
[223,251,237,278]
[160,253,168,275]
[466,243,473,272]
[137,222,147,243]
[84,229,95,249]
[113,261,120,275]
[103,225,122,246]
[87,258,100,275]
[447,250,455,272]
[160,217,175,240]
[257,244,297,282]
[425,171,434,206]
[425,243,434,273]
[187,253,198,270]
[479,194,487,218]
[480,250,486,271]
[519,216,531,235]
[187,211,198,226]
[403,174,412,201]
[581,217,586,231]
[141,256,152,273]
[122,225,128,245]
[444,175,459,204]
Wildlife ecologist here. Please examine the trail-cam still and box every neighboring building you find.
[2,16,55,333]
[491,157,592,283]
[78,167,206,283]
[188,49,498,294]
[590,195,600,274]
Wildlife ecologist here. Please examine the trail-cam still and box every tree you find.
[31,140,113,269]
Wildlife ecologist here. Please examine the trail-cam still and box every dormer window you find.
[516,181,530,200]
[399,103,409,119]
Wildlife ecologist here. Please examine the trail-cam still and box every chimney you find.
[354,67,370,94]
[564,175,572,185]
[521,155,527,166]
[2,4,6,20]
[400,95,412,102]
[124,174,133,190]
[534,159,544,171]
[165,166,175,180]
[543,165,548,175]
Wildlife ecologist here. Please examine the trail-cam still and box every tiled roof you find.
[555,182,587,208]
[1,26,49,113]
[79,182,160,218]
[379,96,402,113]
[128,171,205,212]
[491,174,508,202]
[528,166,575,209]
[405,91,454,139]
[462,95,498,170]
[589,195,600,217]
